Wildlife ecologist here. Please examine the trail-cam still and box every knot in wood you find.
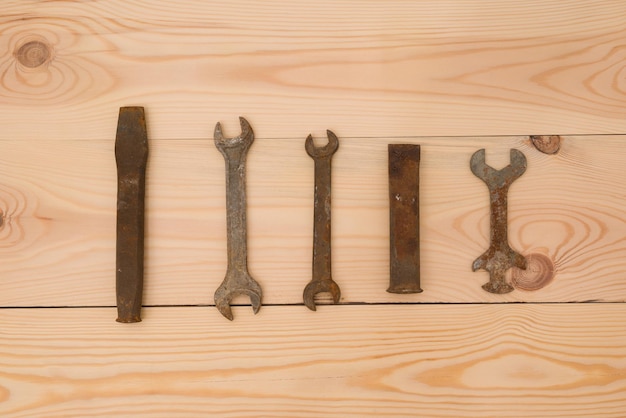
[15,40,51,68]
[511,252,555,291]
[530,135,561,155]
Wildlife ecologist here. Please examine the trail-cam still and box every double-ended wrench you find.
[214,117,262,320]
[303,130,341,311]
[470,148,527,294]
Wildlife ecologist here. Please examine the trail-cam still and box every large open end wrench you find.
[214,117,262,320]
[470,148,527,294]
[303,130,341,311]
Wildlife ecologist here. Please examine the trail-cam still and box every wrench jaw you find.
[470,149,496,182]
[214,271,263,321]
[508,148,528,174]
[302,278,341,311]
[482,277,514,295]
[214,117,254,154]
[473,249,528,294]
[470,149,527,186]
[305,130,339,159]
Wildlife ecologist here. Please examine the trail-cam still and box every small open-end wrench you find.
[214,117,262,320]
[115,106,148,323]
[303,130,341,311]
[470,148,527,294]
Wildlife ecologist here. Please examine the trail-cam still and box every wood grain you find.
[0,135,624,306]
[1,304,625,417]
[1,3,626,416]
[1,0,626,140]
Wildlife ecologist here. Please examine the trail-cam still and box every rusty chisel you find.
[115,107,149,323]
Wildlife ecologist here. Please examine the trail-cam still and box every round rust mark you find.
[530,135,561,155]
[15,40,51,68]
[511,253,555,291]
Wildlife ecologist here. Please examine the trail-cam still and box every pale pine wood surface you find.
[1,1,626,140]
[0,135,625,306]
[1,305,626,418]
[2,1,626,416]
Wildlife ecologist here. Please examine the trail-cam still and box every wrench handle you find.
[488,184,509,250]
[312,157,333,281]
[222,150,250,271]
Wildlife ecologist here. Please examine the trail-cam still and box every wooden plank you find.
[1,0,626,140]
[1,304,625,417]
[1,135,624,306]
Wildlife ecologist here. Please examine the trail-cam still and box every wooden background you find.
[1,1,626,416]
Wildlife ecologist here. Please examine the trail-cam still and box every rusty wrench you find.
[470,148,527,294]
[303,130,341,311]
[214,117,262,320]
[115,107,148,323]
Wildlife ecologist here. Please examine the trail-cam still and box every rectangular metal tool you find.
[115,106,149,323]
[388,144,422,294]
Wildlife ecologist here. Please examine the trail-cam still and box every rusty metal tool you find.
[387,144,422,294]
[470,148,527,294]
[115,106,149,323]
[303,130,341,311]
[214,117,262,320]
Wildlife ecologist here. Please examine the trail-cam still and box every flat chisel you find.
[115,106,149,323]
